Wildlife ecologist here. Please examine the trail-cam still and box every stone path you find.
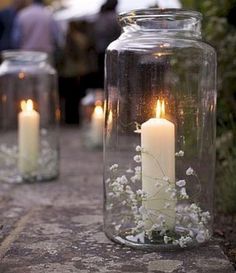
[0,128,234,273]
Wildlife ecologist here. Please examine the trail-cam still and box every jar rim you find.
[119,8,202,25]
[1,50,48,63]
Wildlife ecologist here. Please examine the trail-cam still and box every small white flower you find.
[180,187,189,199]
[139,206,146,215]
[106,178,111,184]
[136,189,143,196]
[137,220,145,229]
[110,164,118,171]
[186,167,194,176]
[136,189,148,199]
[189,230,194,237]
[135,145,142,152]
[176,179,186,187]
[115,224,121,231]
[133,155,141,163]
[164,236,171,244]
[122,200,127,205]
[135,166,141,174]
[126,168,134,173]
[196,231,206,243]
[175,150,184,157]
[108,192,114,197]
[120,175,128,185]
[131,174,141,183]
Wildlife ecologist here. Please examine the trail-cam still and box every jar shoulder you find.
[107,34,216,55]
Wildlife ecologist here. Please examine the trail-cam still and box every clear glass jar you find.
[104,9,217,250]
[0,51,59,183]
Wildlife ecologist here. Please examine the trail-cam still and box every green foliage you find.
[182,0,236,212]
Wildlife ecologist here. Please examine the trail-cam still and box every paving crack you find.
[0,207,37,260]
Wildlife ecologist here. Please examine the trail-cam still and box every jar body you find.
[0,51,59,183]
[104,9,217,249]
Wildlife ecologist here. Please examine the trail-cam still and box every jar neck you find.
[119,9,202,40]
[2,51,48,65]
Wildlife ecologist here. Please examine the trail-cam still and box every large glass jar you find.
[0,51,59,183]
[104,9,217,250]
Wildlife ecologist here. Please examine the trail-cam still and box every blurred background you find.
[0,0,235,249]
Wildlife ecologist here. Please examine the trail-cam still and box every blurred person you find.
[58,21,92,124]
[94,0,121,89]
[13,0,63,57]
[0,0,27,51]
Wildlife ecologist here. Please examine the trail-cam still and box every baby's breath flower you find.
[164,235,171,244]
[135,145,142,152]
[176,179,186,187]
[115,224,121,231]
[131,174,140,183]
[126,168,134,173]
[180,187,189,199]
[139,206,146,215]
[135,166,141,174]
[120,175,128,185]
[136,189,148,199]
[110,164,118,171]
[186,167,194,176]
[133,155,141,163]
[106,178,111,184]
[175,150,184,157]
[196,230,206,243]
[137,220,145,229]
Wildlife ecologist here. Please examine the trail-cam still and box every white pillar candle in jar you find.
[141,100,176,231]
[18,99,40,176]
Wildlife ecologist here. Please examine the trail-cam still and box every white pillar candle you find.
[18,99,40,176]
[141,100,176,231]
[91,104,104,146]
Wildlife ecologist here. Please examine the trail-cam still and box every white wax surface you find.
[141,118,176,230]
[18,109,40,176]
[91,106,103,146]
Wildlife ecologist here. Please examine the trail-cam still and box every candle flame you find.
[156,99,165,118]
[21,99,34,111]
[94,105,103,116]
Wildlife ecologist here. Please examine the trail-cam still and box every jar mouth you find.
[119,8,202,23]
[2,50,48,63]
[119,8,202,37]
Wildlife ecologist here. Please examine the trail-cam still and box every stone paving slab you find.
[0,128,234,273]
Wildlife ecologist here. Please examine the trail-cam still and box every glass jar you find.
[0,51,60,183]
[104,9,217,250]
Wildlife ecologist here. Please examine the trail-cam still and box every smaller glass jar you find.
[0,51,60,183]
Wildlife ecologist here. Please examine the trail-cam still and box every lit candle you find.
[18,99,40,176]
[141,100,176,230]
[91,104,104,146]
